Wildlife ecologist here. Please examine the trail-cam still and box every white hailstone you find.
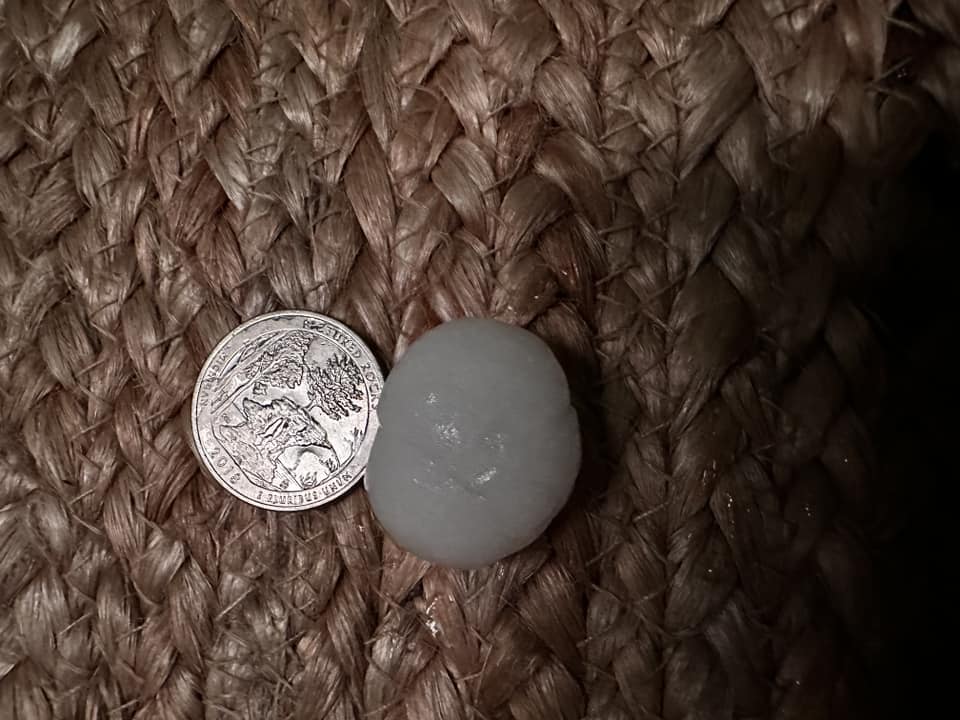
[365,318,581,569]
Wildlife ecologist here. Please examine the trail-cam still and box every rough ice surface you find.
[365,318,581,569]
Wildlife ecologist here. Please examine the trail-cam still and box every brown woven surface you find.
[1,1,958,718]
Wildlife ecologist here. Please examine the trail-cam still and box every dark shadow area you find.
[870,130,959,718]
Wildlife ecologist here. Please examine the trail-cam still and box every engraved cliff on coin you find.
[208,331,362,491]
[191,312,383,511]
[215,396,340,491]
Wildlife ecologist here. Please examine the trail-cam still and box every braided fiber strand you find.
[0,1,956,719]
[585,2,942,718]
[361,4,608,718]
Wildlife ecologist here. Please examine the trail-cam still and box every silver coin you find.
[191,311,383,511]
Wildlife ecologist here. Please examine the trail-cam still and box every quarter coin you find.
[191,311,383,511]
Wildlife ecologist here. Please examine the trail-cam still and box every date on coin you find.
[191,311,383,511]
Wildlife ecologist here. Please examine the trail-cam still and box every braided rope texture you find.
[1,1,957,718]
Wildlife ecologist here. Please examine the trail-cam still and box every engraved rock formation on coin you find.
[192,312,382,511]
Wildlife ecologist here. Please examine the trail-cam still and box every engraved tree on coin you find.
[298,352,366,487]
[305,353,364,419]
[211,329,313,412]
[244,330,313,394]
[211,328,366,492]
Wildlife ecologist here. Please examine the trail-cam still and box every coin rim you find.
[190,310,383,511]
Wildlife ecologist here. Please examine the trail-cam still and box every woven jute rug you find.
[2,1,958,718]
